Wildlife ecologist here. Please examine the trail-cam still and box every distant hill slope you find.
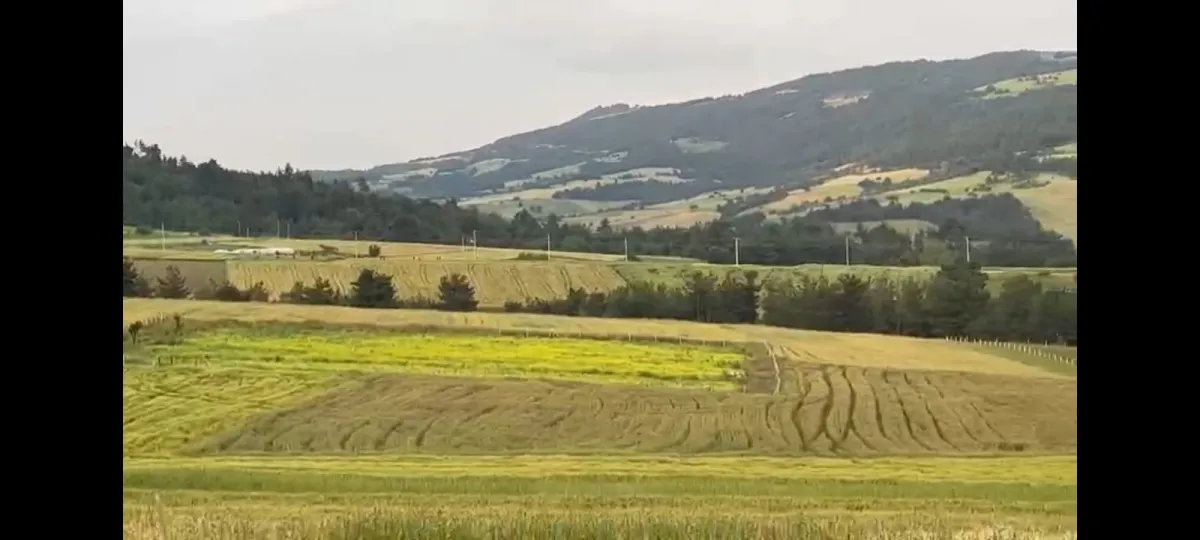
[315,50,1077,208]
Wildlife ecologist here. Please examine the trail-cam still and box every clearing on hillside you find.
[463,167,691,205]
[760,168,930,214]
[976,69,1077,99]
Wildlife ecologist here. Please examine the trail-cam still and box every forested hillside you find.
[123,142,1076,267]
[316,50,1077,204]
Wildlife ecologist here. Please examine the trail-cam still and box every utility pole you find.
[844,235,850,267]
[734,237,740,267]
[965,236,971,263]
[623,237,629,261]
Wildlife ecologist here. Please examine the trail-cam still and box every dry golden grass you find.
[227,259,626,305]
[123,299,1063,379]
[762,168,930,212]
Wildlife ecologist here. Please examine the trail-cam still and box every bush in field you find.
[154,265,190,299]
[281,278,342,305]
[437,273,479,312]
[349,270,398,309]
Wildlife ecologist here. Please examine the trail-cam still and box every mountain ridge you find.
[309,49,1076,239]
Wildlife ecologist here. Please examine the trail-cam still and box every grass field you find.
[869,172,1078,242]
[123,297,1075,538]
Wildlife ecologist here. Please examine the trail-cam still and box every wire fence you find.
[944,335,1076,366]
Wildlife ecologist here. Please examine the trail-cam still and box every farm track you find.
[190,367,1076,456]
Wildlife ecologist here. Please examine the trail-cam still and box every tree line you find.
[124,143,1076,267]
[123,258,1076,345]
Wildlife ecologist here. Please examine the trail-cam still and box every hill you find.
[312,50,1076,238]
[123,142,1077,267]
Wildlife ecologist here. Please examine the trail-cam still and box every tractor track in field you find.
[146,350,1073,456]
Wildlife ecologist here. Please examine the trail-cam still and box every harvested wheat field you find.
[124,299,1063,378]
[228,260,627,306]
[180,370,1073,456]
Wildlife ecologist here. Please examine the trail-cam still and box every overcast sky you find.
[122,0,1077,171]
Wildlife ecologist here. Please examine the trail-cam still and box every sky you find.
[122,0,1077,171]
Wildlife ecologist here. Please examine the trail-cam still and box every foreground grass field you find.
[125,455,1077,538]
[123,299,1075,538]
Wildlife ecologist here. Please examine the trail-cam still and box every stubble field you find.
[123,298,1076,539]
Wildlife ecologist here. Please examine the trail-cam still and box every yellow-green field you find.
[124,297,1075,538]
[142,323,744,390]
